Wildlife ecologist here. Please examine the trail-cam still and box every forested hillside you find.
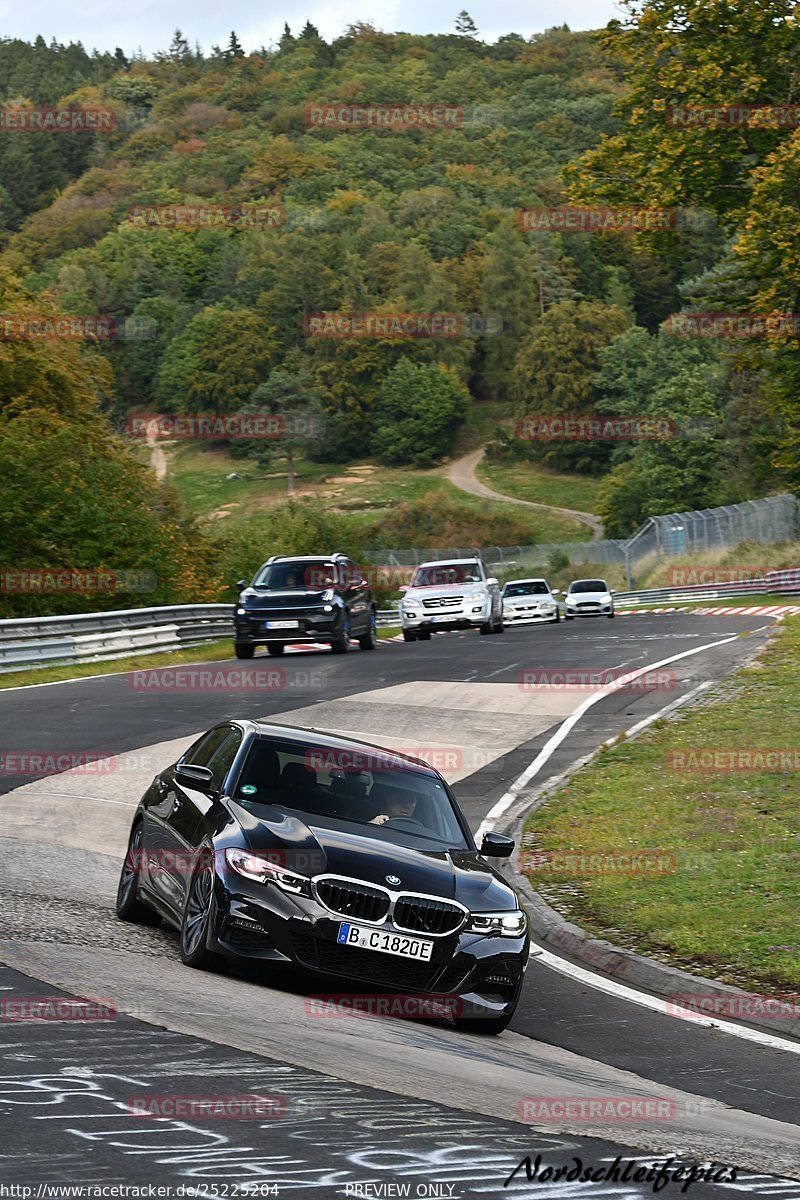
[1,7,798,614]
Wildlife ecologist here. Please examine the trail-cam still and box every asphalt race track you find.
[2,612,800,1195]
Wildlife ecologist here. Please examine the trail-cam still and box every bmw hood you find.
[229,802,516,912]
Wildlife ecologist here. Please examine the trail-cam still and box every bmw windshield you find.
[232,739,471,851]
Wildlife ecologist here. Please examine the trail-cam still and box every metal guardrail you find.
[0,604,403,674]
[614,571,800,608]
[0,604,234,674]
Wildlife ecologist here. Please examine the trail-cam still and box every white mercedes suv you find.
[400,558,503,642]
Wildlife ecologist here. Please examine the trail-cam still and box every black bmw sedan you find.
[116,720,529,1034]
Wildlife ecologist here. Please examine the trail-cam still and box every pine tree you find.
[226,31,245,59]
[455,10,478,35]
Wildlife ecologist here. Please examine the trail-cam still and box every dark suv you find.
[234,554,376,658]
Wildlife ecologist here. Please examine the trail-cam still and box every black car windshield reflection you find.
[252,561,335,590]
[233,738,469,850]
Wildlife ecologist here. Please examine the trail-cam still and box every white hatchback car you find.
[501,578,560,624]
[563,578,616,619]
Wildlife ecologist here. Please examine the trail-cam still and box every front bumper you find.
[210,868,528,1020]
[503,606,558,624]
[402,603,490,632]
[235,608,345,645]
[565,604,614,618]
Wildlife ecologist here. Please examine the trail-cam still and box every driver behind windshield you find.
[370,782,418,826]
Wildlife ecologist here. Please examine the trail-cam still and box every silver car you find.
[501,578,560,624]
[563,578,616,619]
[400,558,503,641]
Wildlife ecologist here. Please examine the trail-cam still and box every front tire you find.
[359,610,377,650]
[180,853,223,970]
[417,628,431,641]
[331,612,351,654]
[552,610,560,623]
[267,643,285,656]
[564,614,574,621]
[608,611,616,619]
[234,641,255,659]
[403,629,417,643]
[116,824,161,926]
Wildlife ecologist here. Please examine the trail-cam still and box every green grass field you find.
[522,615,800,993]
[476,460,601,516]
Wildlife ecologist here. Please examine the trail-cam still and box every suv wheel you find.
[417,628,431,641]
[267,643,285,656]
[331,613,351,654]
[403,630,417,643]
[359,610,377,650]
[479,620,493,635]
[234,642,255,659]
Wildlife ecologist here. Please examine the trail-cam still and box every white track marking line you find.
[536,945,800,1055]
[484,627,800,1051]
[476,631,740,842]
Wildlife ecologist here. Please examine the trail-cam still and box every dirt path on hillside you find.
[146,421,168,481]
[444,447,604,540]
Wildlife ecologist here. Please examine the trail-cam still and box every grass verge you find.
[522,615,800,993]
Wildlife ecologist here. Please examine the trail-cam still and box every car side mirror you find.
[236,579,248,591]
[399,584,408,593]
[551,589,561,595]
[175,763,214,793]
[480,831,515,857]
[486,577,499,587]
[609,589,616,595]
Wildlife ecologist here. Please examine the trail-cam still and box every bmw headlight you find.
[468,909,527,937]
[225,848,311,896]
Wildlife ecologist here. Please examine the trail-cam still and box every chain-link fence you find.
[364,494,800,588]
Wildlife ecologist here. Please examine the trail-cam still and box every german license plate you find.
[432,614,453,623]
[265,620,299,629]
[337,922,434,961]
